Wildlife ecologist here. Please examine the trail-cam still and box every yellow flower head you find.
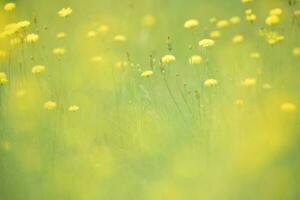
[56,32,66,39]
[143,15,156,27]
[44,101,57,110]
[204,79,218,87]
[17,20,30,28]
[4,2,16,11]
[25,33,39,43]
[232,35,244,44]
[114,34,127,42]
[199,39,215,48]
[241,0,254,3]
[91,56,103,63]
[230,16,241,25]
[161,54,176,64]
[293,47,300,57]
[0,72,8,84]
[246,14,257,22]
[58,7,72,17]
[241,78,256,87]
[68,105,79,112]
[32,65,46,74]
[184,19,199,29]
[189,55,202,65]
[281,103,296,113]
[294,10,300,17]
[216,20,229,28]
[265,15,280,26]
[115,61,128,69]
[98,25,110,33]
[53,47,65,55]
[141,70,153,77]
[270,8,283,16]
[210,30,221,39]
[250,52,261,59]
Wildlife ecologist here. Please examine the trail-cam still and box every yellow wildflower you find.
[265,15,279,26]
[230,16,241,24]
[68,105,79,112]
[210,30,221,39]
[32,65,46,74]
[114,34,127,42]
[232,35,244,44]
[204,79,218,87]
[141,70,153,77]
[189,55,202,65]
[161,54,176,64]
[241,78,256,87]
[281,103,296,113]
[58,7,72,17]
[56,32,66,39]
[91,56,103,63]
[25,33,39,43]
[294,10,300,17]
[216,20,229,28]
[53,47,65,55]
[4,2,16,11]
[98,25,110,33]
[241,0,254,3]
[0,72,8,84]
[44,101,57,110]
[115,61,128,69]
[270,8,283,16]
[293,47,300,57]
[142,15,156,27]
[250,52,261,59]
[199,39,215,47]
[184,19,199,29]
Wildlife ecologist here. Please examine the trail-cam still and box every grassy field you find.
[0,0,299,199]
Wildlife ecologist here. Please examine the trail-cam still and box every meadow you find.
[0,0,299,199]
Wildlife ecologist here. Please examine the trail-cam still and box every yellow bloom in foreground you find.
[210,30,221,39]
[53,47,65,55]
[232,35,244,44]
[234,99,244,107]
[241,78,256,87]
[25,33,39,43]
[189,55,202,65]
[230,16,241,24]
[281,103,296,113]
[141,70,153,77]
[294,10,300,17]
[44,101,57,110]
[32,65,45,74]
[246,14,256,22]
[184,19,199,29]
[91,56,103,63]
[216,20,229,28]
[56,32,66,39]
[199,39,215,48]
[114,34,127,42]
[270,8,283,16]
[143,15,156,27]
[68,105,79,112]
[98,25,110,33]
[115,61,128,69]
[241,0,254,3]
[265,15,280,26]
[17,20,30,28]
[4,2,16,11]
[58,7,72,17]
[293,47,300,57]
[204,79,218,87]
[161,54,176,64]
[0,72,8,84]
[250,52,261,59]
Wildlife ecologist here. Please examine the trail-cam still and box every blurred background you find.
[0,0,299,199]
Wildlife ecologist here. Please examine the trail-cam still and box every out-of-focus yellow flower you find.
[230,16,241,24]
[293,47,300,57]
[115,61,128,69]
[241,78,256,87]
[91,56,103,63]
[210,30,221,39]
[17,20,30,28]
[98,25,110,33]
[245,10,257,22]
[250,52,261,59]
[204,79,218,87]
[234,99,244,107]
[241,0,254,3]
[141,70,153,77]
[281,102,296,113]
[87,30,97,38]
[68,105,79,112]
[32,65,46,74]
[0,50,7,59]
[0,72,8,84]
[209,17,217,23]
[114,34,127,42]
[53,47,65,55]
[270,8,283,16]
[216,20,229,28]
[4,2,16,11]
[265,15,280,26]
[184,19,199,29]
[161,54,176,64]
[10,37,21,46]
[199,39,215,47]
[25,33,39,43]
[294,10,300,17]
[189,55,202,65]
[58,7,72,17]
[245,9,253,15]
[56,32,66,39]
[232,35,244,44]
[44,101,57,110]
[142,15,156,27]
